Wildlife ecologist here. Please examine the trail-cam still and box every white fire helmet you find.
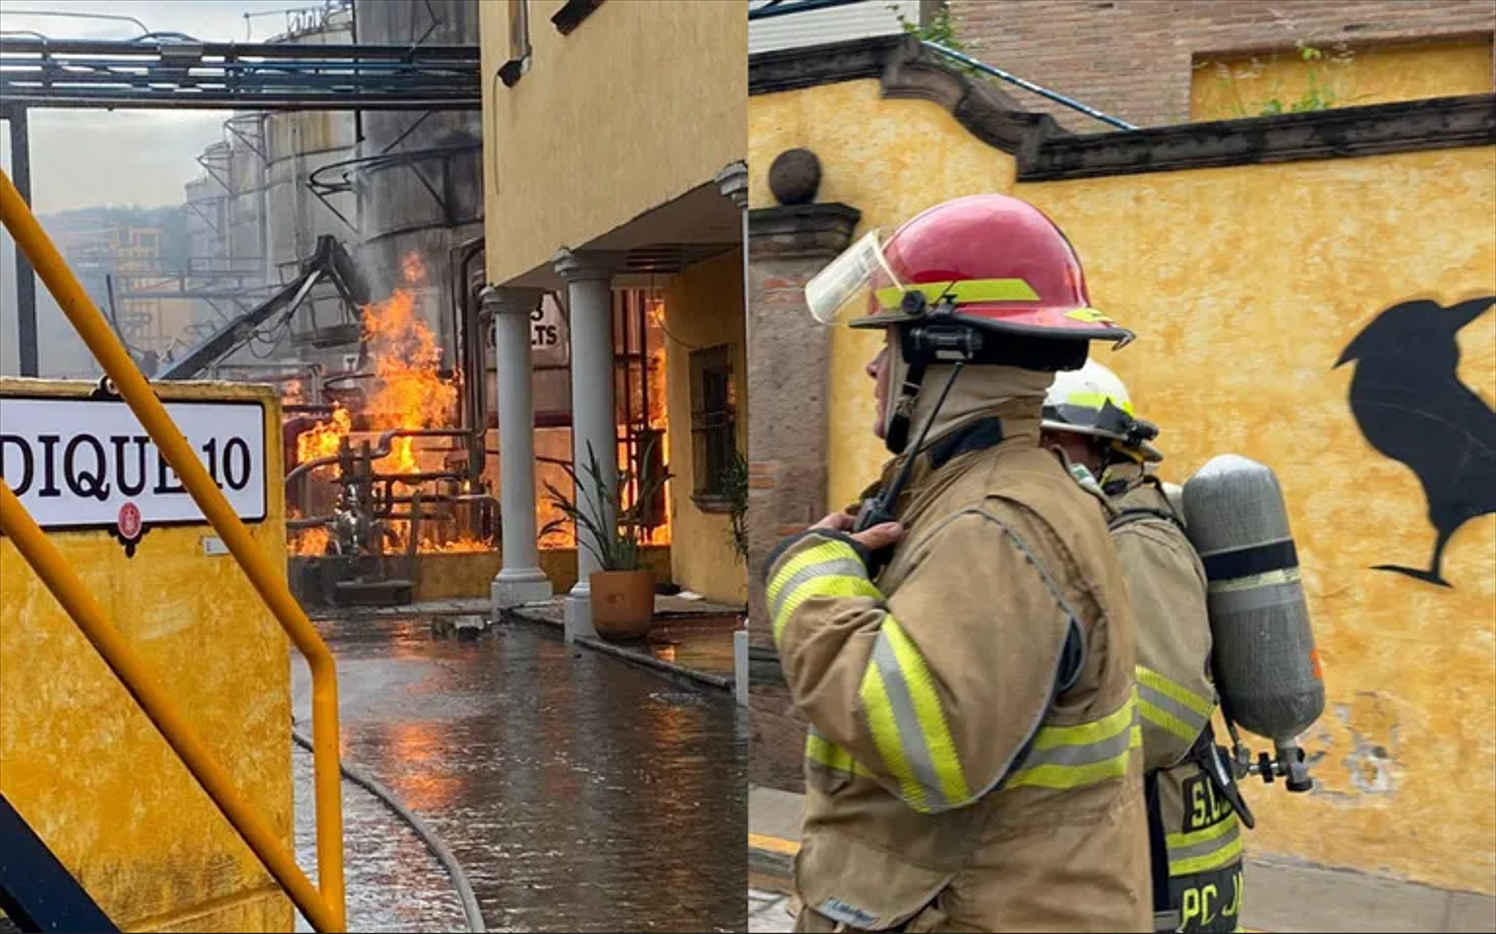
[1041,358,1163,462]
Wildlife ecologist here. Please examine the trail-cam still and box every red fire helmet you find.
[850,193,1132,345]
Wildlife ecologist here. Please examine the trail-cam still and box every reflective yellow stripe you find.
[1208,566,1301,593]
[806,730,871,778]
[1028,690,1136,750]
[1140,698,1203,743]
[1166,813,1238,850]
[1006,692,1142,790]
[767,538,859,605]
[859,662,927,811]
[773,575,881,643]
[1168,831,1243,876]
[879,618,970,805]
[874,278,1040,309]
[1064,307,1117,324]
[1060,390,1135,417]
[1136,666,1215,719]
[1167,814,1243,876]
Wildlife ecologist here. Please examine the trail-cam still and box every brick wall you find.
[948,0,1496,130]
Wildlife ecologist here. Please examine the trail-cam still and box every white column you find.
[553,249,619,641]
[486,286,554,612]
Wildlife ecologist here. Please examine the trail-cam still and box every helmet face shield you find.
[804,228,903,326]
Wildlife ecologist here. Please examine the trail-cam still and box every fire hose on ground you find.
[290,723,487,934]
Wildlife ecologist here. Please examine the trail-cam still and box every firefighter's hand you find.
[811,512,906,554]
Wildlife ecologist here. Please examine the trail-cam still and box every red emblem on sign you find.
[118,502,142,540]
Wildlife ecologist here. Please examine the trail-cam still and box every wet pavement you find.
[643,616,740,676]
[291,613,747,933]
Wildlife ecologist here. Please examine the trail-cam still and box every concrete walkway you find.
[504,595,745,692]
[748,786,1496,934]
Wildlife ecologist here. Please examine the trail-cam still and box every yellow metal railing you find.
[0,169,346,933]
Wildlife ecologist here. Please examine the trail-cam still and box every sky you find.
[0,0,329,375]
[0,0,320,213]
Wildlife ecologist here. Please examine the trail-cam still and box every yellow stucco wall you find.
[481,0,748,285]
[664,249,749,606]
[749,82,1496,895]
[0,379,293,931]
[1192,38,1495,121]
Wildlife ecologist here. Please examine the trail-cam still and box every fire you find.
[286,249,479,557]
[420,534,493,554]
[384,520,494,554]
[639,298,670,547]
[361,286,457,475]
[402,252,427,285]
[290,524,331,556]
[296,405,352,476]
[283,379,305,404]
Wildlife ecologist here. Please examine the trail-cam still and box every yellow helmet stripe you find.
[874,278,1040,309]
[1061,390,1135,417]
[1064,307,1117,324]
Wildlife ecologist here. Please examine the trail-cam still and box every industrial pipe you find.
[0,169,346,930]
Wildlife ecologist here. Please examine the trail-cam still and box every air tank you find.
[1182,454,1325,791]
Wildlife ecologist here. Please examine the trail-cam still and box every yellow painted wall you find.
[664,249,749,606]
[1192,38,1494,121]
[749,82,1496,894]
[0,380,293,931]
[481,0,748,285]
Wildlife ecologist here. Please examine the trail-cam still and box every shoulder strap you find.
[1107,475,1187,533]
[1107,506,1182,533]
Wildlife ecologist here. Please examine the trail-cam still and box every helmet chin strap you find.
[857,362,966,548]
[885,356,927,455]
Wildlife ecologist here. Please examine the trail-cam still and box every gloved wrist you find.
[761,528,874,587]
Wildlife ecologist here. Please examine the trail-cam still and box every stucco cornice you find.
[750,35,1496,180]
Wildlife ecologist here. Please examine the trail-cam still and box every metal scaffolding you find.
[0,36,480,110]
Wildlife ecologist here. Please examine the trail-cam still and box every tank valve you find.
[1277,741,1314,793]
[1236,738,1314,793]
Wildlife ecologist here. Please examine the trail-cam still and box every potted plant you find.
[541,436,672,640]
[722,449,750,566]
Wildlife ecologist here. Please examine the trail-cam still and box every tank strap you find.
[1107,506,1182,533]
[1144,769,1172,916]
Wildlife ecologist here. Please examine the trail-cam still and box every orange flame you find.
[296,405,352,476]
[283,379,305,405]
[402,252,427,285]
[640,298,670,546]
[361,285,457,474]
[290,525,332,556]
[288,250,488,556]
[385,519,494,554]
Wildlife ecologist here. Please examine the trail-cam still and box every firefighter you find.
[764,194,1151,932]
[1039,360,1246,934]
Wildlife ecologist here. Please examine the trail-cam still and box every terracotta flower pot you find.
[590,569,655,640]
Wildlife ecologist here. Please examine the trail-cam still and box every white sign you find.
[0,396,268,533]
[531,292,569,367]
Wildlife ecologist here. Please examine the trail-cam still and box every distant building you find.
[480,0,748,624]
[947,0,1494,130]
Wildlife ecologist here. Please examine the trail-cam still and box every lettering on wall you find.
[530,292,570,368]
[1335,295,1495,588]
[0,394,268,557]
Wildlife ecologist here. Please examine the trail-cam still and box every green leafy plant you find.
[720,449,749,565]
[541,435,673,572]
[894,1,963,51]
[1204,41,1359,119]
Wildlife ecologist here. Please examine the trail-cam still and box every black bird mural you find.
[1335,295,1496,588]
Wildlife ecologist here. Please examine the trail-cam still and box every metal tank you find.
[1182,453,1325,792]
[263,4,358,285]
[353,0,483,364]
